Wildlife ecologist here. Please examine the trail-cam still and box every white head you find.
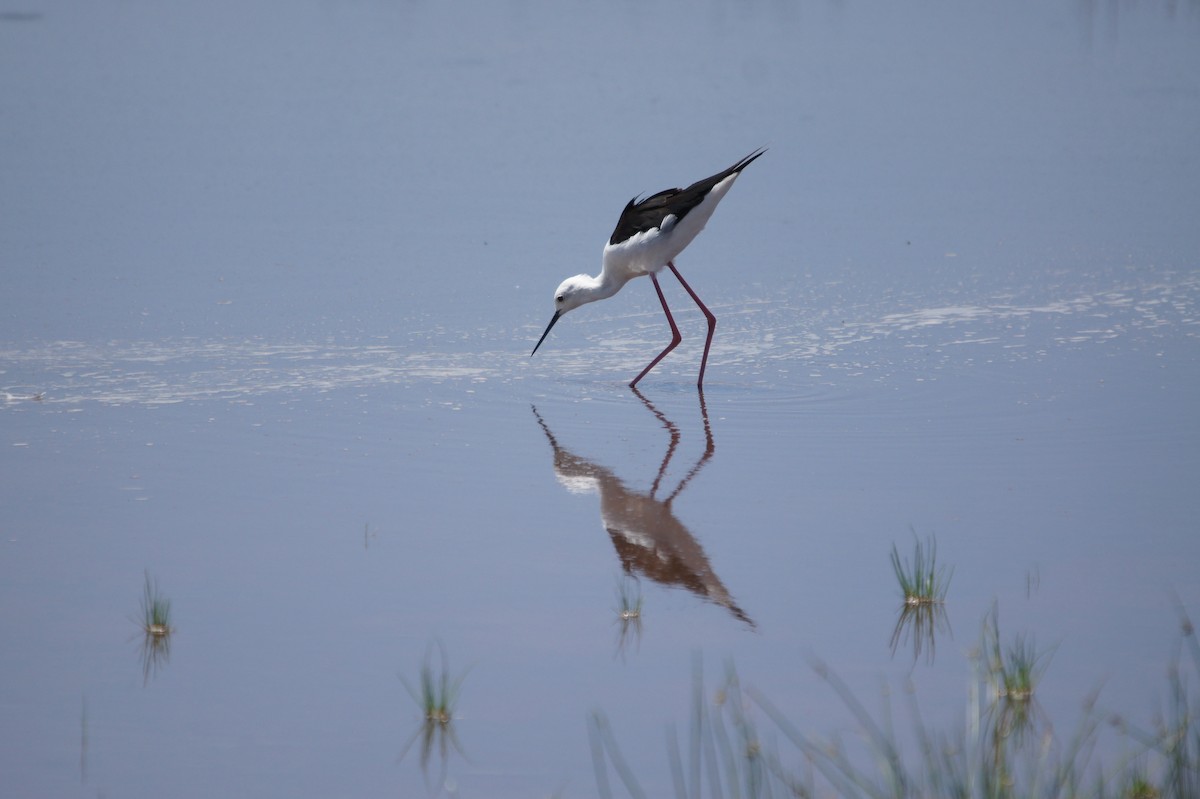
[531,274,603,356]
[553,274,601,315]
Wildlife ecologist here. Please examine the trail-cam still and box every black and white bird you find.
[531,149,765,388]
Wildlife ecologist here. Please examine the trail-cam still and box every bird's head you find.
[552,274,597,315]
[531,274,595,357]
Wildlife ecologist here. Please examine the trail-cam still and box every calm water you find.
[3,1,1199,796]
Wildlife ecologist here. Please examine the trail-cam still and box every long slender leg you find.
[667,261,717,387]
[630,273,682,388]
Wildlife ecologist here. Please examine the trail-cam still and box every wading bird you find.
[531,149,764,388]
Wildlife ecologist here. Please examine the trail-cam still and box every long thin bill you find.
[531,311,561,356]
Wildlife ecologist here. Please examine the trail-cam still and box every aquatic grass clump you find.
[974,605,1060,794]
[1115,605,1200,799]
[134,571,173,685]
[398,640,469,791]
[616,576,643,622]
[994,633,1045,703]
[890,532,953,663]
[891,531,952,606]
[613,576,644,659]
[400,640,467,724]
[1162,613,1200,799]
[1120,769,1162,799]
[590,654,803,799]
[592,606,1200,799]
[138,569,172,637]
[983,605,1053,748]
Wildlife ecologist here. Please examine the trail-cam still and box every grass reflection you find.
[398,640,468,794]
[890,600,952,665]
[890,533,952,664]
[134,571,173,685]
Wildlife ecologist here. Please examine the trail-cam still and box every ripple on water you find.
[2,270,1195,412]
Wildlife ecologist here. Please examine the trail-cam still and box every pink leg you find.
[667,261,716,387]
[630,273,682,388]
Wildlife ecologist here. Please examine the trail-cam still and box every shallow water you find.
[3,1,1200,797]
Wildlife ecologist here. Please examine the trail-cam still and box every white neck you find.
[572,270,628,308]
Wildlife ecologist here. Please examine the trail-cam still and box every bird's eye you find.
[556,295,565,303]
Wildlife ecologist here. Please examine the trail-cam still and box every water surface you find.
[3,1,1199,796]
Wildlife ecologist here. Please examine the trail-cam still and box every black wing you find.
[608,149,765,246]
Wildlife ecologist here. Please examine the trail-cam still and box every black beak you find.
[531,311,561,356]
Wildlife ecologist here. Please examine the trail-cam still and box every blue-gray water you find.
[3,1,1199,796]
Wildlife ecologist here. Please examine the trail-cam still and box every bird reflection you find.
[532,389,754,628]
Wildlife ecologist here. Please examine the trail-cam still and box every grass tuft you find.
[890,532,953,663]
[890,530,952,606]
[613,576,644,660]
[134,571,172,685]
[593,606,1200,798]
[398,640,469,793]
[139,570,172,637]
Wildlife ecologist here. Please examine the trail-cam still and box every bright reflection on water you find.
[2,0,1200,797]
[4,268,1195,406]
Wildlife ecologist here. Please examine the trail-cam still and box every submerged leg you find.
[667,261,716,387]
[630,273,682,388]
